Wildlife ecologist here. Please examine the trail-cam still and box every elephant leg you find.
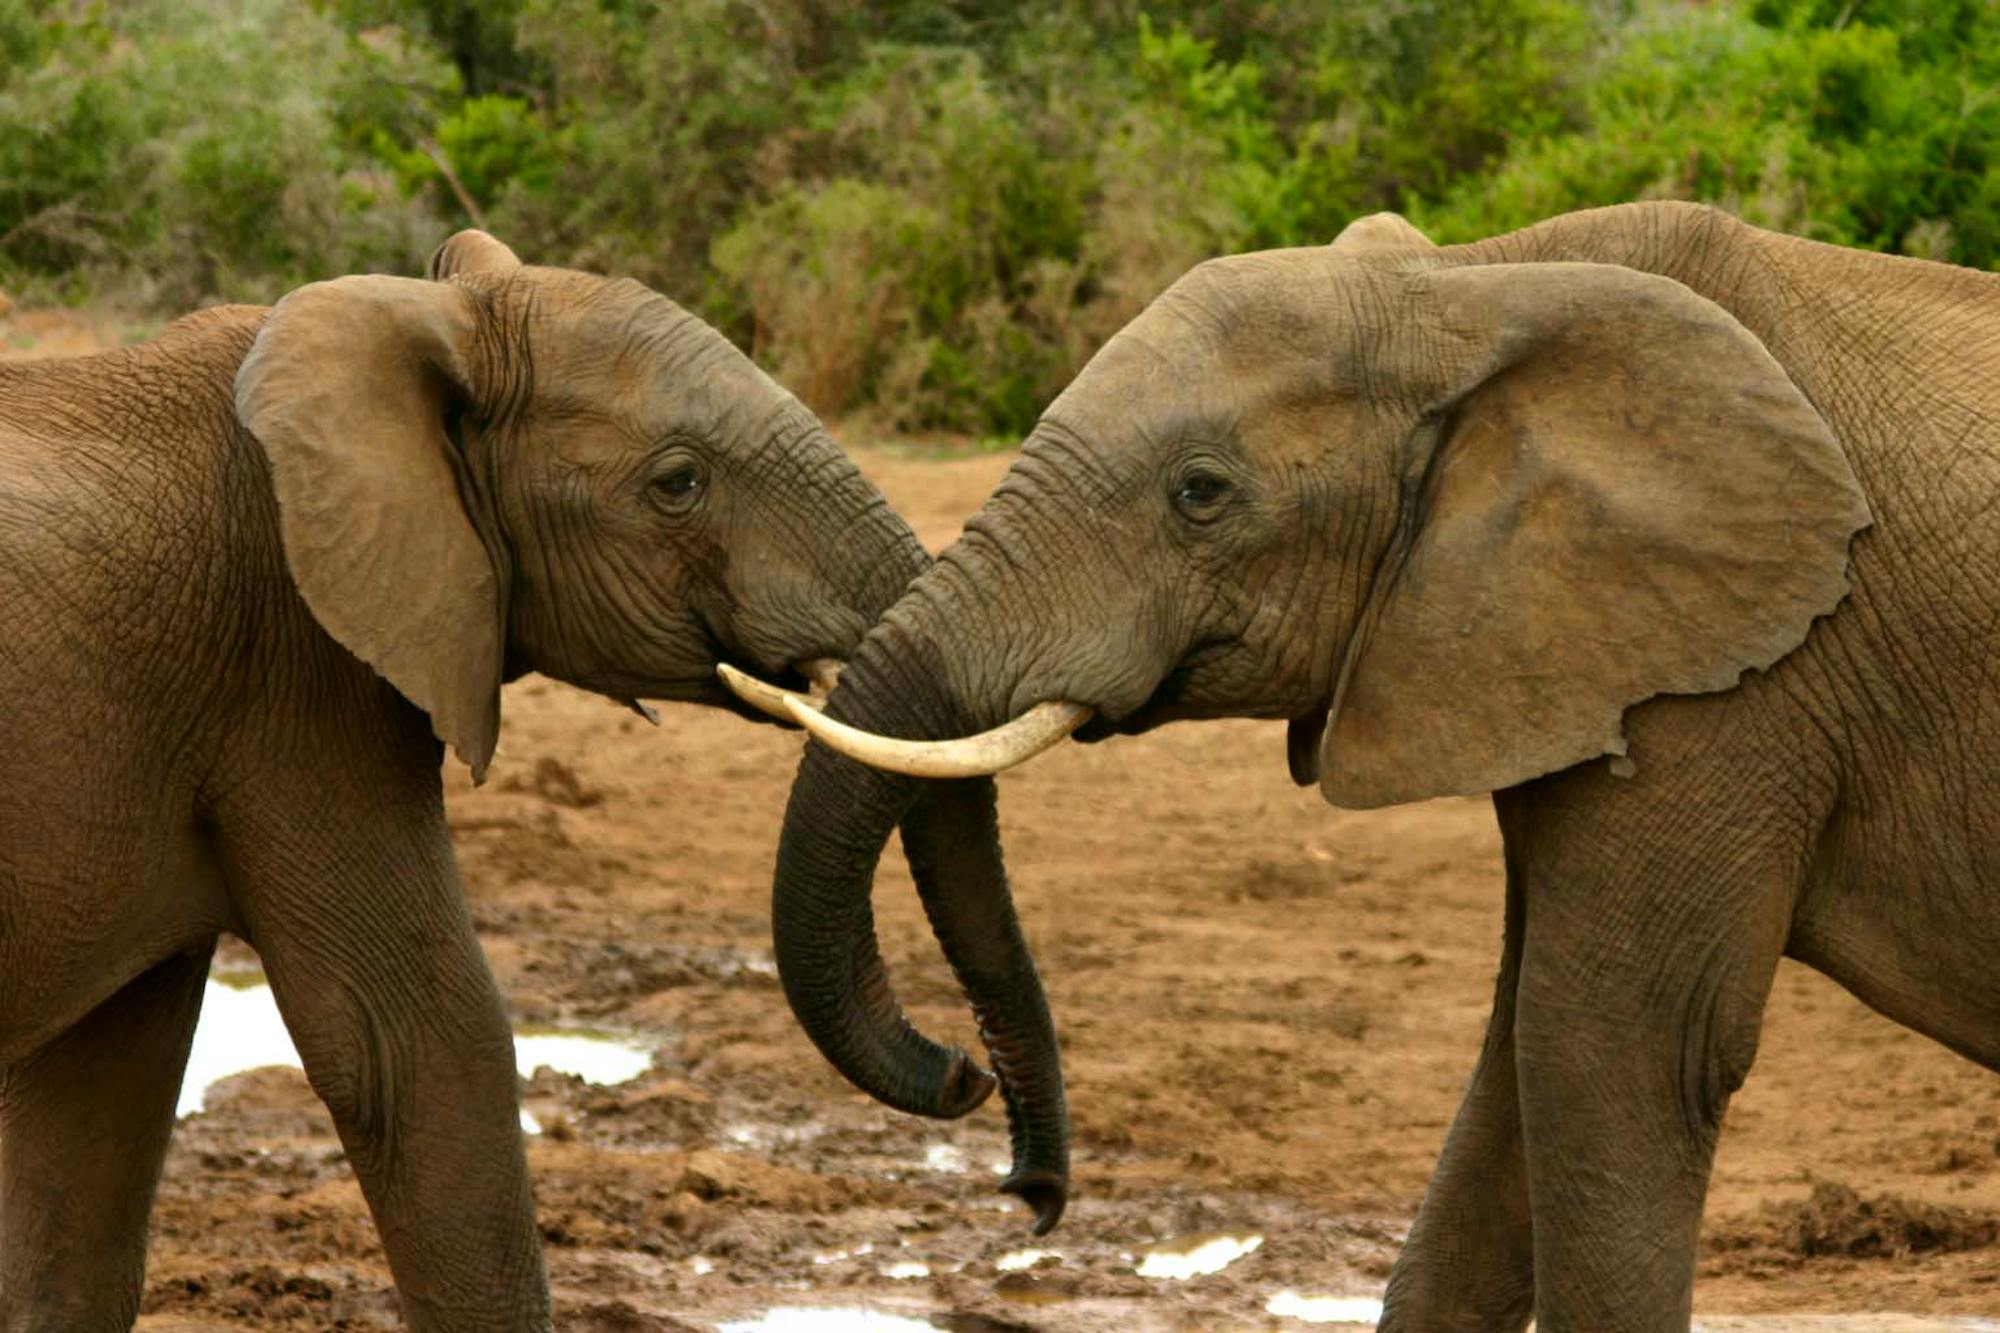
[217,762,550,1333]
[1378,862,1533,1333]
[1497,781,1799,1333]
[0,942,214,1333]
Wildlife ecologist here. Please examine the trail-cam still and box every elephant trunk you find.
[900,777,1068,1230]
[772,607,1069,1233]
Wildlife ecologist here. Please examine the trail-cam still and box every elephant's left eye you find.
[1172,471,1232,519]
[648,463,706,511]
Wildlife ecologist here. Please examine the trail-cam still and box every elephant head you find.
[734,214,1869,1228]
[231,230,919,776]
[233,231,1042,1131]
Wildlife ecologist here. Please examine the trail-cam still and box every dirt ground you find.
[6,307,1998,1330]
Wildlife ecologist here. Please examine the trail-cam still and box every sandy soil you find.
[6,306,1997,1330]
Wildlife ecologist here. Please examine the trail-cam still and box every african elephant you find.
[731,201,2000,1329]
[0,231,1016,1332]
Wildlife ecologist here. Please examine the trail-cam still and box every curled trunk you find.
[773,635,1070,1233]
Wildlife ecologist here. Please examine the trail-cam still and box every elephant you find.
[0,230,1023,1332]
[727,200,2000,1329]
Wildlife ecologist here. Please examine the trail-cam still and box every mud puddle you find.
[178,967,654,1119]
[1264,1290,1385,1324]
[1134,1230,1264,1279]
[717,1310,939,1332]
[699,1299,1996,1332]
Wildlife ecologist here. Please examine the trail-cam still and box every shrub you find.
[1424,0,2000,267]
[714,179,947,417]
[0,0,448,306]
[5,0,1997,428]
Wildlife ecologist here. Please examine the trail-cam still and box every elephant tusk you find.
[781,696,1094,779]
[717,662,827,721]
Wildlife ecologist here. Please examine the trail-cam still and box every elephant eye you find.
[648,462,706,512]
[1172,470,1232,519]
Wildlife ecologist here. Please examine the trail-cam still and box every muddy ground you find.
[6,308,1998,1330]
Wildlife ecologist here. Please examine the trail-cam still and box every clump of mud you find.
[1713,1182,1999,1261]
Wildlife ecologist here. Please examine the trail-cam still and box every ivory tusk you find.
[716,662,825,721]
[782,696,1093,779]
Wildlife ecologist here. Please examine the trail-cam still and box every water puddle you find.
[912,1141,1008,1177]
[812,1242,875,1266]
[716,1310,937,1333]
[877,1261,930,1280]
[725,1120,827,1152]
[993,1247,1059,1272]
[177,978,301,1116]
[1266,1290,1386,1325]
[921,1143,968,1173]
[512,1028,652,1084]
[1134,1231,1264,1280]
[177,972,653,1119]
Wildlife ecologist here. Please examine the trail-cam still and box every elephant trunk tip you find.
[1001,1167,1069,1235]
[934,1047,1000,1118]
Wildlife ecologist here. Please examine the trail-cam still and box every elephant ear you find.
[1318,261,1869,808]
[1331,211,1436,258]
[235,275,507,781]
[428,229,523,280]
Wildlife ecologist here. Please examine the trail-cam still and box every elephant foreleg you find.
[1378,862,1534,1333]
[0,942,214,1333]
[216,750,551,1333]
[1498,778,1799,1333]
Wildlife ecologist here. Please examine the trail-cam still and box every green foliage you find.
[3,0,1997,427]
[0,0,447,304]
[0,0,57,82]
[715,178,948,418]
[486,0,812,301]
[717,41,1099,430]
[380,94,555,211]
[331,0,538,94]
[1425,0,2000,266]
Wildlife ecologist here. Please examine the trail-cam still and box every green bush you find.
[3,0,1996,427]
[487,0,810,303]
[0,0,447,305]
[1426,0,2000,265]
[710,40,1099,431]
[714,178,949,418]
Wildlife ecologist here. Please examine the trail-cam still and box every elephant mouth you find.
[1286,703,1330,786]
[671,604,848,725]
[1074,638,1245,740]
[709,657,842,726]
[1074,705,1186,742]
[722,661,1094,779]
[719,638,1269,777]
[1079,652,1333,787]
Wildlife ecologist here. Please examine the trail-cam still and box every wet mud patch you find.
[1709,1181,2000,1265]
[1777,1183,1999,1259]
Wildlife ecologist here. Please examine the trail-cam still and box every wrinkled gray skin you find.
[774,201,2000,1329]
[0,232,1015,1332]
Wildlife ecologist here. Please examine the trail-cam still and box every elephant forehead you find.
[511,295,795,446]
[1043,347,1232,461]
[522,282,701,376]
[1046,282,1365,463]
[1180,248,1380,333]
[516,372,800,467]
